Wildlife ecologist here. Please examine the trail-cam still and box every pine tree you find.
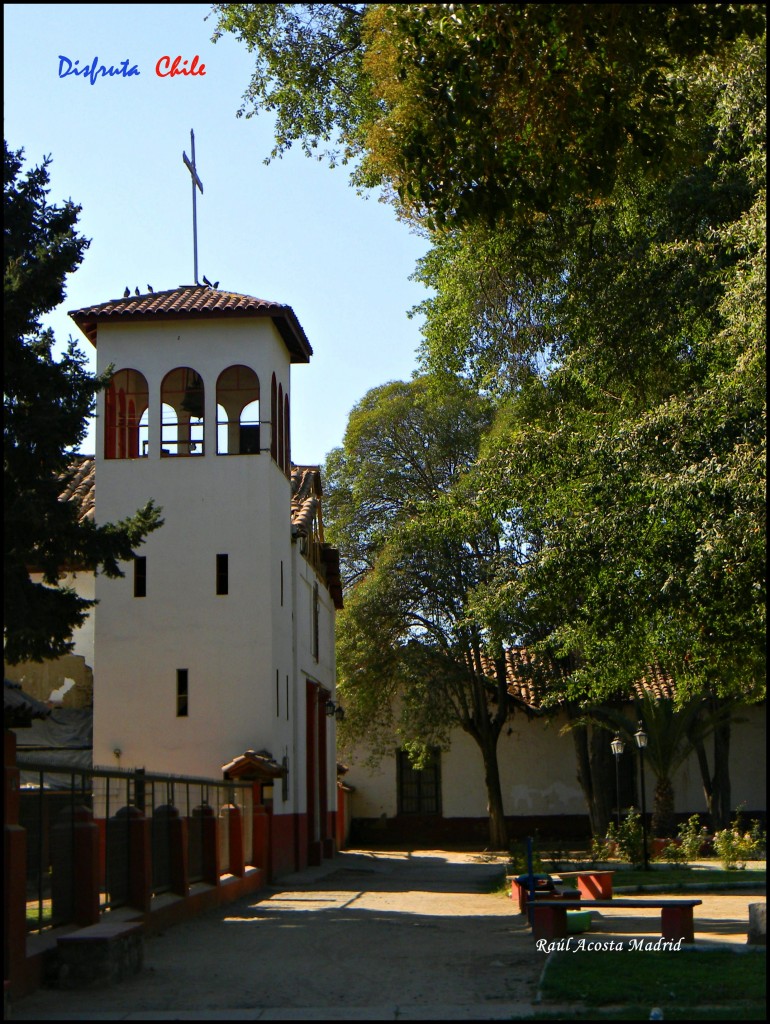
[3,141,162,664]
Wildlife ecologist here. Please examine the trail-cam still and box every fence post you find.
[252,802,270,879]
[4,731,27,989]
[125,805,152,913]
[167,806,189,897]
[225,804,245,878]
[194,804,219,885]
[72,805,100,926]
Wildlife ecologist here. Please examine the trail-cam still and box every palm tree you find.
[589,693,733,838]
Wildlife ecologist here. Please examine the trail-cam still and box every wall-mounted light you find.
[325,699,345,721]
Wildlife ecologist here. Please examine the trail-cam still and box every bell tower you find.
[69,286,314,786]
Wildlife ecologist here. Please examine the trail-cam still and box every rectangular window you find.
[397,748,442,816]
[176,669,188,717]
[134,556,147,597]
[216,554,228,595]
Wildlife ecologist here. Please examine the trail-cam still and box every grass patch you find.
[534,1005,766,1019]
[26,899,53,928]
[612,867,765,890]
[490,872,514,896]
[539,949,766,1010]
[492,865,765,898]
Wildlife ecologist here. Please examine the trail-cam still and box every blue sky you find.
[4,4,430,466]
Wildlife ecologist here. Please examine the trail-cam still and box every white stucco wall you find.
[347,703,767,822]
[291,543,339,818]
[91,316,306,783]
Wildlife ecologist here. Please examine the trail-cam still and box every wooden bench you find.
[553,870,615,900]
[529,898,702,943]
[510,874,580,914]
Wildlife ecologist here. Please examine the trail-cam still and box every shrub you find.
[659,814,711,863]
[591,822,618,862]
[660,838,688,864]
[712,814,767,869]
[507,840,545,875]
[592,808,647,867]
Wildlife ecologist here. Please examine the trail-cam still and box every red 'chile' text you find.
[156,55,206,77]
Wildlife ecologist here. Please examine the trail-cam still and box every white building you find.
[342,657,766,846]
[62,284,343,873]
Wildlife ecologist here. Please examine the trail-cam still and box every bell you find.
[180,371,204,418]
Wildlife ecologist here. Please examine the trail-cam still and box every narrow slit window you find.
[276,669,280,717]
[134,556,147,597]
[176,669,189,718]
[312,583,319,662]
[216,554,229,595]
[285,675,289,721]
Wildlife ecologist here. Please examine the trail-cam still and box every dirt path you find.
[12,849,543,1019]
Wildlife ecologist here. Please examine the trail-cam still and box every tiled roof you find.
[290,466,323,540]
[631,664,676,702]
[221,749,285,781]
[479,648,562,712]
[58,457,95,524]
[291,466,344,609]
[480,649,677,711]
[69,285,312,363]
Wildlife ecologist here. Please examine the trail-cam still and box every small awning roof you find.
[221,749,285,781]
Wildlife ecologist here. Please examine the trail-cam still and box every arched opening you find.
[216,365,261,454]
[103,369,149,459]
[160,367,205,456]
[270,374,277,462]
[284,392,290,475]
[278,382,284,471]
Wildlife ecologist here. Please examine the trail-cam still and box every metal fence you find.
[17,758,253,933]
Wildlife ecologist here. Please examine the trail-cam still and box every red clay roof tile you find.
[68,285,312,362]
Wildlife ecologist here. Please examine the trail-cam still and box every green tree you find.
[477,33,765,700]
[326,378,521,848]
[3,142,163,665]
[211,3,371,168]
[583,693,736,838]
[214,3,764,227]
[218,5,765,830]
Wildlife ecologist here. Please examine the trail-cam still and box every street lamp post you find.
[610,734,625,828]
[634,720,650,871]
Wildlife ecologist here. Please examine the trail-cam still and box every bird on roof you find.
[124,287,130,298]
[202,275,212,287]
[134,287,140,296]
[147,284,154,293]
[213,281,219,289]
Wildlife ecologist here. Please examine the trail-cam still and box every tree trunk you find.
[711,719,732,830]
[474,730,508,849]
[690,707,732,831]
[652,775,676,838]
[571,719,615,837]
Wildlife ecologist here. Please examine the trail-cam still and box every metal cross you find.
[182,129,204,285]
